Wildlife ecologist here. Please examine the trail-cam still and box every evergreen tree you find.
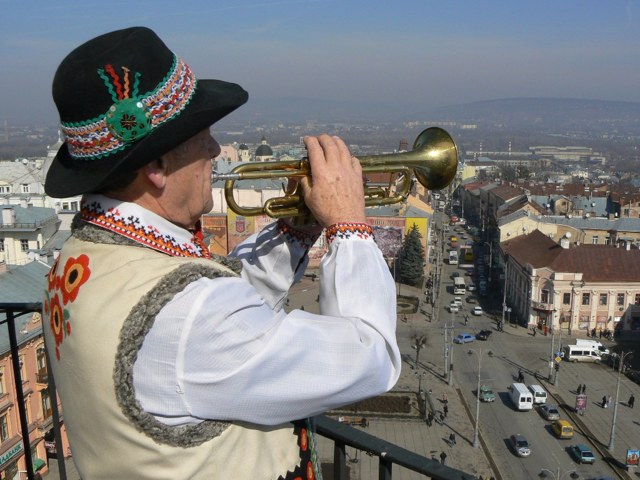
[397,224,425,287]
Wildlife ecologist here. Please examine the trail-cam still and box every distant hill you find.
[429,97,640,130]
[223,96,640,132]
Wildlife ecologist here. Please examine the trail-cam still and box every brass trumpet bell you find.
[214,127,458,219]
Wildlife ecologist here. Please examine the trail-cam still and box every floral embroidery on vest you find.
[44,254,92,360]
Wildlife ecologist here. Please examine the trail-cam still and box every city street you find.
[284,210,640,480]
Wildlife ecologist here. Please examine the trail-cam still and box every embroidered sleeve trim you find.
[276,219,321,249]
[325,223,374,244]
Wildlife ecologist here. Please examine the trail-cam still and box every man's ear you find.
[143,157,169,190]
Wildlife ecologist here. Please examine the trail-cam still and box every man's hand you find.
[298,135,366,227]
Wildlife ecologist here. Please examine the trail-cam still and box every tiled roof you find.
[490,184,525,201]
[502,230,563,268]
[502,229,640,283]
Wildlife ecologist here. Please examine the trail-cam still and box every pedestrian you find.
[443,404,449,417]
[440,451,447,465]
[442,393,448,405]
[426,411,433,427]
[576,384,582,394]
[42,26,401,479]
[582,384,586,394]
[608,395,613,408]
[602,395,608,408]
[532,326,537,336]
[629,394,635,408]
[449,432,456,445]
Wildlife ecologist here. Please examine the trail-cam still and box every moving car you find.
[476,329,492,341]
[453,333,475,344]
[472,306,483,316]
[509,434,531,457]
[569,444,595,464]
[539,404,560,421]
[479,385,496,402]
[449,304,460,313]
[551,420,574,439]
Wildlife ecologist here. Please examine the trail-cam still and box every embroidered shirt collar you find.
[80,195,211,259]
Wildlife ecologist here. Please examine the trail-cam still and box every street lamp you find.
[609,351,634,451]
[414,370,425,395]
[467,348,493,448]
[538,468,579,479]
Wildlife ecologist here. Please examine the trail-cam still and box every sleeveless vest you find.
[43,233,319,479]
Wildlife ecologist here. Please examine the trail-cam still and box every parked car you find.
[476,329,492,341]
[509,434,531,457]
[452,271,460,278]
[453,333,475,344]
[479,385,496,402]
[539,404,560,421]
[569,444,596,464]
[466,297,478,304]
[467,284,477,292]
[472,306,483,316]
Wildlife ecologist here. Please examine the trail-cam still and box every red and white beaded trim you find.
[325,223,373,244]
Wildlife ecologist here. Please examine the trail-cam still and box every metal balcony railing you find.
[1,302,477,480]
[314,415,476,479]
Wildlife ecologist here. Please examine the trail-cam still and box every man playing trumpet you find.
[44,27,400,479]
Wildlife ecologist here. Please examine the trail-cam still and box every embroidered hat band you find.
[62,55,196,160]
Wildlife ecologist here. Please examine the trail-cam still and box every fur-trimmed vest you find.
[43,231,315,479]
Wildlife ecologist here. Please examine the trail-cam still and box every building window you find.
[21,184,30,193]
[599,293,608,306]
[0,185,11,193]
[618,293,625,306]
[19,355,25,380]
[563,292,571,305]
[0,368,4,396]
[0,414,8,442]
[0,238,4,252]
[592,236,599,244]
[20,239,29,252]
[541,289,549,303]
[582,293,590,306]
[41,389,52,419]
[636,294,640,305]
[36,347,46,370]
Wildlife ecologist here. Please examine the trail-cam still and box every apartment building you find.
[0,261,70,479]
[501,229,640,335]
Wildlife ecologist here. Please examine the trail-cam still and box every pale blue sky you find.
[1,0,639,124]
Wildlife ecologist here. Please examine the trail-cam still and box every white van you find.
[563,345,602,363]
[528,384,547,404]
[509,383,534,411]
[574,339,610,355]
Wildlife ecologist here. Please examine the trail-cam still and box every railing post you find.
[379,453,392,480]
[333,440,348,480]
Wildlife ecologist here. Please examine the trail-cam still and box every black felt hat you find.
[45,26,248,198]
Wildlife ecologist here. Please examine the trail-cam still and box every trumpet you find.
[213,127,458,219]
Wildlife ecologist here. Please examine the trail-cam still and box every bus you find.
[453,276,466,295]
[448,250,458,265]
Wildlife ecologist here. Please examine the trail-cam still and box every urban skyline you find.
[1,0,640,125]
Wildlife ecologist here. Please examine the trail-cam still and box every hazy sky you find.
[1,0,639,125]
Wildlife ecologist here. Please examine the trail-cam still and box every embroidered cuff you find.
[277,219,321,248]
[325,223,374,244]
